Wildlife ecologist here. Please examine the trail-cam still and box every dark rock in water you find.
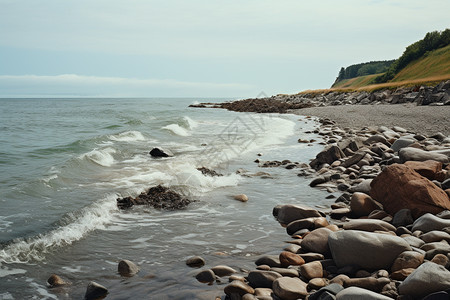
[186,256,206,268]
[197,167,223,177]
[195,269,216,283]
[149,147,173,158]
[47,274,68,287]
[85,281,108,300]
[118,259,139,277]
[117,185,192,210]
[219,98,314,113]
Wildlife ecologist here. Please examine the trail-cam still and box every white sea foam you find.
[162,124,190,136]
[183,116,198,129]
[0,264,27,278]
[0,195,118,264]
[109,130,145,142]
[81,147,116,167]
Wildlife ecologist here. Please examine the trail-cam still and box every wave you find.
[182,116,198,129]
[80,147,116,167]
[0,195,118,264]
[162,124,190,136]
[109,130,146,142]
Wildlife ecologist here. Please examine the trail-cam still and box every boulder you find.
[247,270,282,288]
[391,251,424,272]
[118,259,139,277]
[399,148,449,163]
[412,213,450,232]
[299,261,323,280]
[311,145,345,167]
[336,286,392,300]
[149,147,173,157]
[85,281,108,300]
[392,209,414,227]
[186,256,205,268]
[274,204,323,225]
[398,262,450,298]
[224,280,255,297]
[272,277,308,300]
[301,227,333,255]
[370,164,450,218]
[342,219,396,232]
[328,230,411,270]
[404,160,443,180]
[211,265,236,277]
[350,192,383,217]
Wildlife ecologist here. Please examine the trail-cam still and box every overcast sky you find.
[0,0,449,98]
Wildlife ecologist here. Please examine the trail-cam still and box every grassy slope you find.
[328,45,450,92]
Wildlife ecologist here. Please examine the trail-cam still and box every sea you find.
[0,98,329,299]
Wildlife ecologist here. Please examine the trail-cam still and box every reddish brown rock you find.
[350,192,383,217]
[391,251,424,272]
[299,261,323,280]
[404,160,443,180]
[279,251,305,267]
[344,277,391,293]
[390,268,415,281]
[370,164,450,218]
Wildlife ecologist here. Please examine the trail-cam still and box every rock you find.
[270,267,299,277]
[229,275,246,282]
[211,265,236,277]
[370,164,450,218]
[186,256,206,268]
[330,274,350,286]
[391,251,424,272]
[342,219,396,232]
[392,209,414,227]
[344,277,390,293]
[311,145,346,167]
[286,217,329,235]
[117,185,192,210]
[224,280,255,297]
[391,138,415,152]
[391,268,415,280]
[279,251,305,267]
[420,230,450,243]
[342,151,366,168]
[398,262,450,298]
[272,277,308,300]
[118,259,139,276]
[443,179,450,191]
[195,269,216,283]
[422,291,450,300]
[364,135,390,146]
[431,253,449,267]
[309,283,344,300]
[412,213,450,232]
[301,227,333,255]
[348,179,372,194]
[47,274,67,287]
[149,147,173,157]
[336,286,392,299]
[299,252,325,262]
[274,204,323,225]
[404,160,443,180]
[399,148,449,163]
[402,235,425,248]
[310,176,328,187]
[234,194,248,202]
[247,270,282,288]
[307,278,329,290]
[299,261,323,280]
[350,192,383,217]
[255,255,281,268]
[85,281,108,300]
[328,230,411,269]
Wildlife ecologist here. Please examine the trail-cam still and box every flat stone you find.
[224,280,255,297]
[391,138,415,152]
[286,217,329,235]
[247,270,282,288]
[299,252,325,262]
[398,262,450,298]
[399,148,449,163]
[336,286,392,299]
[255,255,281,268]
[270,267,299,277]
[328,230,411,270]
[211,265,236,277]
[402,235,425,248]
[272,277,308,300]
[420,230,450,243]
[342,219,396,232]
[344,277,390,293]
[412,213,450,233]
[279,251,305,267]
[404,160,443,180]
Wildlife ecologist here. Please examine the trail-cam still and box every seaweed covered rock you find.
[117,185,192,210]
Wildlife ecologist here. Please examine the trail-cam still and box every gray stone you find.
[390,138,415,153]
[301,227,333,255]
[255,255,281,268]
[399,148,449,163]
[420,230,450,243]
[85,281,108,300]
[118,259,139,276]
[442,179,450,191]
[309,283,344,300]
[247,270,282,288]
[342,219,396,232]
[270,267,299,277]
[398,262,450,298]
[348,179,372,194]
[274,204,323,225]
[211,265,236,277]
[336,286,392,299]
[195,269,216,283]
[402,235,425,248]
[392,209,414,228]
[272,277,308,300]
[328,230,411,269]
[412,213,450,233]
[224,280,255,297]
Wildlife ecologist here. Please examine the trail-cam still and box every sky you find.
[0,0,449,98]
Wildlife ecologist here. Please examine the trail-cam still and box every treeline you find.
[374,29,450,83]
[334,60,395,85]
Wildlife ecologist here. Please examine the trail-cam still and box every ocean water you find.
[0,98,328,299]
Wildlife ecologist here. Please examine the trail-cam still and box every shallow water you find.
[0,98,328,299]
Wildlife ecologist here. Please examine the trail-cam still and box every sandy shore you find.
[293,103,450,136]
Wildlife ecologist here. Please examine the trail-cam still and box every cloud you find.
[0,74,255,97]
